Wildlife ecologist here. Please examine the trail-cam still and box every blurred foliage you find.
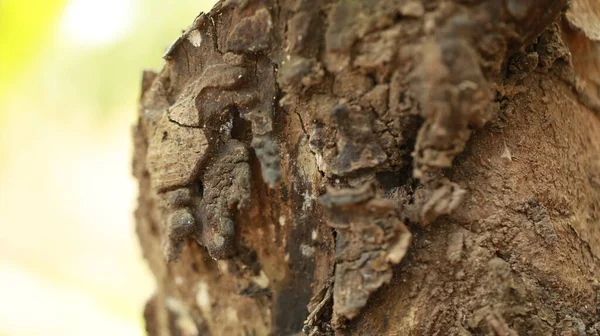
[0,0,67,103]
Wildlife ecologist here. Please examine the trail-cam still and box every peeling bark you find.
[133,0,600,335]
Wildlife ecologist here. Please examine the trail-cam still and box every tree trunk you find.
[132,0,600,335]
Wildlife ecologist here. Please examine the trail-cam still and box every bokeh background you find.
[0,0,214,334]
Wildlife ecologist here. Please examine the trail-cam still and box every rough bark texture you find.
[132,0,600,335]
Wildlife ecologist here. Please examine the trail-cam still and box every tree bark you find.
[132,0,600,335]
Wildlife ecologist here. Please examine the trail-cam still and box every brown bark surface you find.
[132,0,600,334]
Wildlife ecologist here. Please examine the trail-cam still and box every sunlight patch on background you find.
[0,264,139,336]
[60,0,136,47]
[0,100,153,336]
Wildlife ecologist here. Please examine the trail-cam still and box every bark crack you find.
[181,43,192,72]
[207,13,224,55]
[168,115,201,129]
[294,110,308,137]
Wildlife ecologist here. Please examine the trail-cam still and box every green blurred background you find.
[0,0,214,334]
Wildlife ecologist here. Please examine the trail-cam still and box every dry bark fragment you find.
[319,182,411,325]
